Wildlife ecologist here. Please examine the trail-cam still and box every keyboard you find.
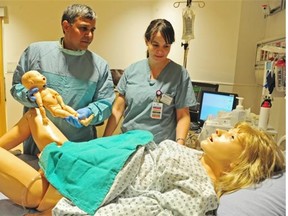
[190,122,200,130]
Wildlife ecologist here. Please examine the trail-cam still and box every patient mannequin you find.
[0,108,285,215]
[22,70,94,126]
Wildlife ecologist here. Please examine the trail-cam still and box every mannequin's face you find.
[201,129,244,166]
[27,71,47,89]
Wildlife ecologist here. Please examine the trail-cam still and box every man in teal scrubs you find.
[10,4,115,155]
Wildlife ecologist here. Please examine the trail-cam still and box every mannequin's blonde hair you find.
[216,122,285,197]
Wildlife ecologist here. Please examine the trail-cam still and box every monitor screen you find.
[189,81,219,122]
[190,81,219,111]
[198,91,238,125]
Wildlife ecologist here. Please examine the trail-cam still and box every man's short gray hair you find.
[61,4,97,24]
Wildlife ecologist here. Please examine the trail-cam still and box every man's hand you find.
[65,116,83,128]
[77,107,92,120]
[65,107,92,128]
[26,87,39,102]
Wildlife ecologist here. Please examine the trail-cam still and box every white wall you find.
[148,0,241,84]
[233,0,266,111]
[1,0,286,138]
[233,0,286,139]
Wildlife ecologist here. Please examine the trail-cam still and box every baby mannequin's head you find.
[22,70,47,90]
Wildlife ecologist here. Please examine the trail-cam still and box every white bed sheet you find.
[53,140,218,216]
[0,192,7,200]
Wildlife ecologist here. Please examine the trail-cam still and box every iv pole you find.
[182,42,189,68]
[182,0,192,68]
[174,0,205,68]
[173,0,205,8]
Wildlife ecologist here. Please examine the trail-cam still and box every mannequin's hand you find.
[42,117,49,125]
[27,87,39,102]
[77,107,92,120]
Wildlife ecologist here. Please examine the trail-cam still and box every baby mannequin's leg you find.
[80,114,95,126]
[52,107,94,126]
[51,108,77,118]
[62,105,78,116]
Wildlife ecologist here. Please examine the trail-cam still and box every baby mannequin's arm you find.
[48,88,78,115]
[34,91,49,124]
[48,88,66,107]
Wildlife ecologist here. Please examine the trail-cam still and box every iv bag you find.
[182,7,195,41]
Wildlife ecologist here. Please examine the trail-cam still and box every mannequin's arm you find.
[48,88,66,108]
[34,91,49,124]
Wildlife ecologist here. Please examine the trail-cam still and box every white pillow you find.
[217,173,285,216]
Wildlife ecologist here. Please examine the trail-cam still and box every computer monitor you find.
[190,81,219,122]
[198,91,238,126]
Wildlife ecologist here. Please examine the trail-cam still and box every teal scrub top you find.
[11,39,115,155]
[117,59,196,143]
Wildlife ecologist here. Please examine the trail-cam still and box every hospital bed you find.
[2,68,285,214]
[0,145,285,216]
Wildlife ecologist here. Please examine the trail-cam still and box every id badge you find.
[160,93,173,105]
[150,102,163,119]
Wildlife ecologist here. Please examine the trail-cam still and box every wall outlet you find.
[6,62,17,73]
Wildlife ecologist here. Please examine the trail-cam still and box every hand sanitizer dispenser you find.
[230,97,246,126]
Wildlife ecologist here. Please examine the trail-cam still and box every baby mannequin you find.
[21,70,94,126]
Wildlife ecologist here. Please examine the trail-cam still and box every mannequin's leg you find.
[0,112,32,150]
[0,109,65,211]
[0,147,45,208]
[36,181,62,212]
[26,109,68,151]
[0,109,68,151]
[0,147,62,211]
